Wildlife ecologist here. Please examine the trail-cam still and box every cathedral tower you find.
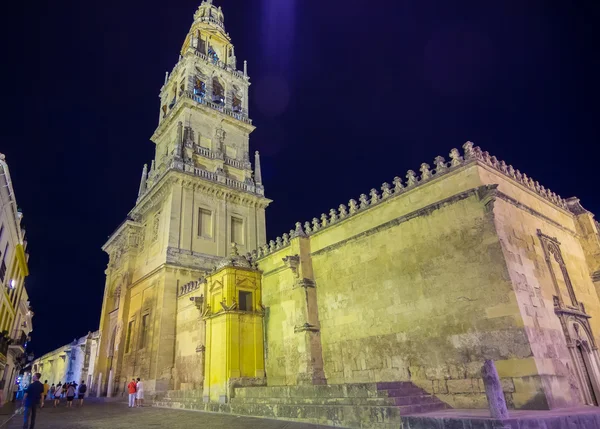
[94,0,270,396]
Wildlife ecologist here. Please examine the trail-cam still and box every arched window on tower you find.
[194,77,206,99]
[212,77,225,104]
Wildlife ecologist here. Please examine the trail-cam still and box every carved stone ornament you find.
[282,255,300,278]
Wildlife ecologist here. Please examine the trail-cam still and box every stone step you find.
[389,395,439,406]
[229,396,395,406]
[398,402,449,415]
[378,387,424,397]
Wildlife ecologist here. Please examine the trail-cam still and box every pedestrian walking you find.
[49,384,55,400]
[136,378,144,407]
[40,381,49,409]
[77,380,87,407]
[127,379,137,408]
[53,383,63,408]
[22,372,43,429]
[65,383,75,408]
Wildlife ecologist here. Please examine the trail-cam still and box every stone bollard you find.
[481,360,509,419]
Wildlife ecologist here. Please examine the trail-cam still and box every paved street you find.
[0,399,334,429]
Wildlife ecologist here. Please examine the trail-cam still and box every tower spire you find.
[254,151,263,185]
[138,164,148,197]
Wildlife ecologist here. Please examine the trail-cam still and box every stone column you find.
[482,360,509,419]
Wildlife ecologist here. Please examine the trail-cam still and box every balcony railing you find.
[192,145,250,170]
[182,91,252,124]
[189,48,246,80]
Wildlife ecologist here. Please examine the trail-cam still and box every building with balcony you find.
[0,153,32,405]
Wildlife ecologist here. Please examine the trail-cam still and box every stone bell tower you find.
[94,0,270,397]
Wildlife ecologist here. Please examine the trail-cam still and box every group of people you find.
[21,373,89,429]
[47,380,87,408]
[127,378,144,408]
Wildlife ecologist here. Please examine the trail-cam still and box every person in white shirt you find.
[136,378,144,407]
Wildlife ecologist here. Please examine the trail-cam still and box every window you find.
[198,208,212,238]
[125,320,135,353]
[239,291,252,311]
[140,314,149,349]
[231,217,244,245]
[212,77,224,104]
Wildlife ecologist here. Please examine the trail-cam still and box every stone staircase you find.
[153,382,449,428]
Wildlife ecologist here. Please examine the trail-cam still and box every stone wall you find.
[255,144,600,410]
[174,286,205,391]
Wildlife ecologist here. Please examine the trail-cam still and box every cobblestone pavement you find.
[0,399,334,429]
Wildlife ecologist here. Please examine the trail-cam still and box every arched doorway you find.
[569,322,600,406]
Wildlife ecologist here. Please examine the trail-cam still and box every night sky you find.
[3,0,599,357]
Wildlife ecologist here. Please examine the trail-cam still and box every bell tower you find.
[95,0,270,397]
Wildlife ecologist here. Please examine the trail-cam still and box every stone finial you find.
[472,146,483,159]
[521,173,529,186]
[321,213,328,227]
[508,165,516,178]
[269,240,276,252]
[338,204,348,218]
[138,164,148,198]
[304,221,312,234]
[499,160,508,174]
[230,242,239,256]
[261,244,269,255]
[540,186,548,198]
[349,199,358,214]
[434,156,447,173]
[481,151,491,165]
[420,163,432,180]
[534,181,541,193]
[257,246,264,257]
[294,222,306,238]
[490,156,499,169]
[289,229,295,238]
[243,60,248,77]
[381,183,392,199]
[449,148,463,167]
[406,170,418,187]
[370,189,379,205]
[251,249,258,259]
[312,218,320,231]
[149,160,156,175]
[254,151,263,185]
[515,170,522,181]
[462,141,475,159]
[393,176,404,192]
[282,233,290,246]
[359,194,369,209]
[329,208,338,223]
[275,236,283,249]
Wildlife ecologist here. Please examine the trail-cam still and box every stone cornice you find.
[251,141,582,263]
[131,168,271,218]
[102,219,142,252]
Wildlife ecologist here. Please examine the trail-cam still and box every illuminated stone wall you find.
[255,143,600,410]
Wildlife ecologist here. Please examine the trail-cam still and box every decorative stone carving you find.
[449,148,463,166]
[282,233,290,246]
[349,199,358,214]
[320,213,328,227]
[294,222,307,238]
[338,204,348,219]
[359,194,369,209]
[393,176,404,192]
[329,209,338,223]
[304,221,312,234]
[269,240,275,252]
[420,163,432,180]
[406,170,417,187]
[275,237,282,249]
[312,218,320,231]
[369,189,379,205]
[434,156,447,173]
[462,141,475,159]
[282,255,300,278]
[381,183,392,199]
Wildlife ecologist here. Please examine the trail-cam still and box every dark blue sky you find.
[3,0,599,356]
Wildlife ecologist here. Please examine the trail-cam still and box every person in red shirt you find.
[127,379,137,408]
